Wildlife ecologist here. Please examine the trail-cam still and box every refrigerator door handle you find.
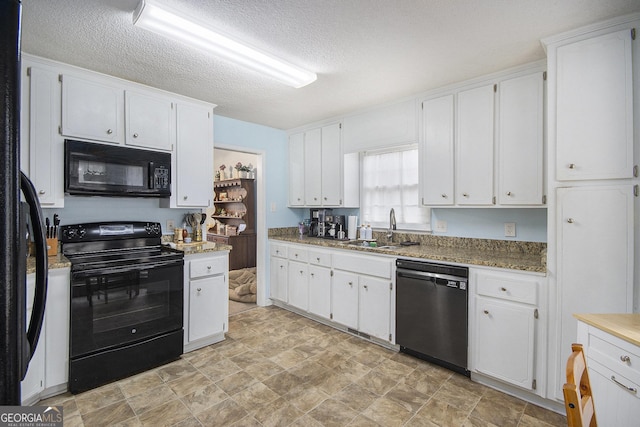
[20,172,48,366]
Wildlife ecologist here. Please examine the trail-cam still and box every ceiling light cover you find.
[133,0,317,88]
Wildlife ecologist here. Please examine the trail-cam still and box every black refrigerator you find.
[1,0,49,405]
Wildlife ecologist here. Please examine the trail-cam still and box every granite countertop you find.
[269,228,547,273]
[168,241,233,255]
[574,313,640,347]
[27,253,71,274]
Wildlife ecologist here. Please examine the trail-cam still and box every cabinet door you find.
[308,265,331,319]
[189,275,226,342]
[125,90,175,151]
[556,185,634,397]
[359,276,391,341]
[456,84,495,205]
[498,73,544,205]
[61,74,123,143]
[288,133,305,206]
[321,123,342,206]
[27,66,64,207]
[269,257,288,302]
[44,268,70,390]
[331,270,359,330]
[287,260,308,311]
[421,94,455,205]
[175,102,213,207]
[475,296,536,389]
[21,274,44,404]
[304,128,322,206]
[588,360,640,426]
[556,29,633,181]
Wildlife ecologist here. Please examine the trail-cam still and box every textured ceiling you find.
[20,0,640,130]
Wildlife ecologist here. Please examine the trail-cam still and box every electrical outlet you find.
[270,202,277,212]
[504,222,516,237]
[166,220,175,232]
[435,220,447,233]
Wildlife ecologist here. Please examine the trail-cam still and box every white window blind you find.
[361,146,430,231]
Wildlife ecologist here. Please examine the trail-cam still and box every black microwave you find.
[64,139,171,197]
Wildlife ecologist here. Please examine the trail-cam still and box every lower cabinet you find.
[184,252,229,352]
[287,260,309,311]
[577,320,640,426]
[308,264,331,319]
[331,270,359,330]
[358,275,392,341]
[22,267,70,405]
[470,268,543,393]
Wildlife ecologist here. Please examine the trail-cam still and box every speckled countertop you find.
[166,241,232,255]
[269,228,546,273]
[27,253,71,274]
[574,313,640,347]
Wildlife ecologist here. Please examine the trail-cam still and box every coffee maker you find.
[332,215,346,239]
[308,208,333,237]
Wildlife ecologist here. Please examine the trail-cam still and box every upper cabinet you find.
[61,74,124,144]
[342,99,417,153]
[555,29,634,181]
[456,84,495,206]
[497,73,545,205]
[419,67,545,208]
[125,90,176,151]
[288,123,358,208]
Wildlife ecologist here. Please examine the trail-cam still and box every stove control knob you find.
[65,228,77,239]
[77,227,86,238]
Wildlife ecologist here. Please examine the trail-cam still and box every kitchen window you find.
[361,145,430,231]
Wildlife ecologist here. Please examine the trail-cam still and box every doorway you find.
[210,148,262,316]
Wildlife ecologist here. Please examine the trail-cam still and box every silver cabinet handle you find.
[279,265,284,269]
[38,190,45,195]
[299,270,304,275]
[567,218,574,223]
[441,194,447,198]
[310,273,314,278]
[620,355,631,363]
[506,192,512,196]
[196,288,202,292]
[611,376,637,394]
[207,265,212,270]
[294,253,298,258]
[463,193,469,197]
[483,310,489,314]
[348,281,353,286]
[106,129,113,135]
[569,163,576,169]
[363,285,368,290]
[501,287,507,292]
[316,257,320,262]
[183,196,188,200]
[133,133,139,138]
[324,197,327,200]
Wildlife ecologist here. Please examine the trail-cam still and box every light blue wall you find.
[432,208,547,242]
[213,115,301,228]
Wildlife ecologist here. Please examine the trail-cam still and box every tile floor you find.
[40,306,567,426]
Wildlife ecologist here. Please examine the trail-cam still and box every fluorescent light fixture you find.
[133,0,317,88]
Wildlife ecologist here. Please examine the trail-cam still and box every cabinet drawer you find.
[190,256,226,279]
[270,243,288,258]
[308,249,331,267]
[333,252,392,279]
[476,272,537,305]
[288,246,308,262]
[588,329,640,384]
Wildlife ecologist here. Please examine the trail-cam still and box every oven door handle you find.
[72,259,183,278]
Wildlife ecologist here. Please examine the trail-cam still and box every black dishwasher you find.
[396,259,469,376]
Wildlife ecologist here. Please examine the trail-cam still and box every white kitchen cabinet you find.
[555,185,634,396]
[125,90,175,151]
[304,128,322,206]
[420,94,455,206]
[162,101,214,209]
[555,28,634,181]
[44,267,71,393]
[320,123,343,206]
[456,84,495,205]
[269,243,288,302]
[308,248,332,320]
[471,268,542,392]
[331,270,359,330]
[184,252,228,352]
[342,99,417,153]
[577,320,640,427]
[23,65,64,207]
[497,73,545,205]
[288,133,305,206]
[287,260,309,311]
[61,73,124,144]
[358,275,392,342]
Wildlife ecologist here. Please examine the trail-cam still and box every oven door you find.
[70,260,183,359]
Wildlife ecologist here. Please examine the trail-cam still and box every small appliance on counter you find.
[307,209,348,239]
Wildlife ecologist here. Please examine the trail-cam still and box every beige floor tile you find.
[411,397,470,426]
[180,383,229,414]
[118,370,164,399]
[215,371,257,396]
[230,350,269,369]
[270,348,309,369]
[385,382,430,413]
[110,416,143,427]
[375,357,416,378]
[198,358,242,382]
[171,416,203,427]
[242,359,284,381]
[288,414,326,427]
[362,396,413,427]
[232,381,280,413]
[470,396,523,427]
[288,359,329,383]
[432,378,483,413]
[75,383,126,415]
[523,403,567,426]
[332,383,378,412]
[195,398,248,426]
[63,412,85,427]
[401,369,446,396]
[127,384,177,416]
[356,370,398,396]
[167,371,213,397]
[308,370,353,395]
[308,398,359,427]
[155,358,198,383]
[252,397,304,427]
[229,415,263,427]
[283,384,330,413]
[81,400,136,427]
[263,370,304,395]
[137,399,192,427]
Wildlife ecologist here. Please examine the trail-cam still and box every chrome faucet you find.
[387,208,396,241]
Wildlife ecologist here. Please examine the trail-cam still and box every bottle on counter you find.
[365,224,372,240]
[360,224,367,240]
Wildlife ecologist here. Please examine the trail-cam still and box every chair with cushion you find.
[563,343,597,427]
